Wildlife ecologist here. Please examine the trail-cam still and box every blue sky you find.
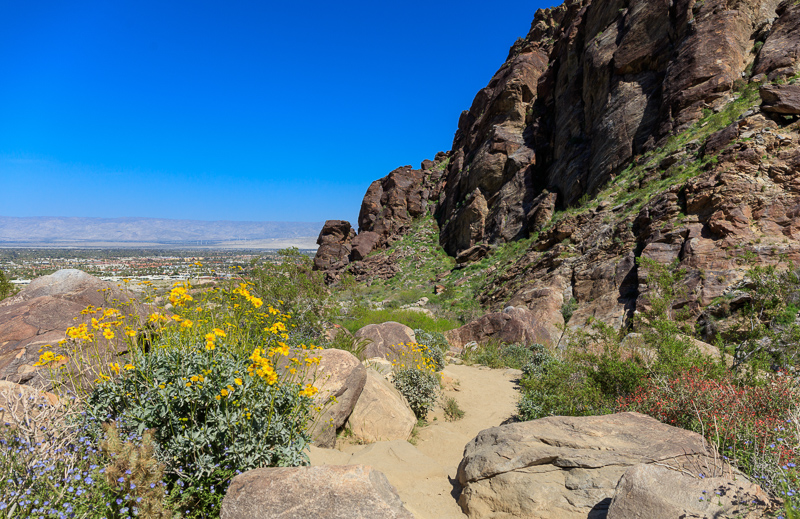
[1,1,548,225]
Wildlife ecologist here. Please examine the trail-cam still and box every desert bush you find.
[442,396,465,422]
[34,278,323,518]
[521,343,555,376]
[247,247,330,338]
[617,367,800,499]
[462,341,543,370]
[393,368,439,419]
[0,391,175,519]
[338,307,459,335]
[413,329,450,353]
[518,354,610,420]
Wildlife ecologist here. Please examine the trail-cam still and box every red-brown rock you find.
[761,84,800,115]
[0,270,155,389]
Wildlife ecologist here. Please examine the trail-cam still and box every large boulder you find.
[760,84,800,115]
[353,322,416,360]
[345,369,416,442]
[457,412,749,519]
[303,348,367,448]
[350,231,381,262]
[753,0,800,80]
[0,269,153,389]
[313,220,355,273]
[221,465,414,519]
[445,303,563,351]
[607,463,777,519]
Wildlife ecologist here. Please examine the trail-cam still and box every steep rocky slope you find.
[315,0,800,339]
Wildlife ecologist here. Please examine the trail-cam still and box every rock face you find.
[607,463,777,519]
[761,84,800,114]
[0,269,152,389]
[446,303,564,350]
[353,322,416,360]
[304,348,367,448]
[753,0,800,80]
[313,153,449,279]
[315,0,800,340]
[436,0,786,257]
[345,369,416,442]
[314,220,356,276]
[456,412,752,519]
[220,465,414,519]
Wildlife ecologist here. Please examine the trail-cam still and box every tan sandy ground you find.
[309,364,521,518]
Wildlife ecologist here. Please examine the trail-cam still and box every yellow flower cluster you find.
[66,323,93,342]
[205,327,227,351]
[34,350,65,367]
[390,342,438,373]
[168,282,194,307]
[148,312,169,324]
[171,314,194,328]
[232,282,263,309]
[299,384,318,398]
[248,347,278,385]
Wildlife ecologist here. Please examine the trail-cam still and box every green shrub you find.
[393,368,439,419]
[561,297,578,323]
[462,341,542,370]
[248,248,329,338]
[442,396,465,421]
[414,329,449,371]
[517,355,610,421]
[86,340,314,483]
[413,329,450,353]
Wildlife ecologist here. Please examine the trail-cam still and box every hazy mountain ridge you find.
[0,216,323,245]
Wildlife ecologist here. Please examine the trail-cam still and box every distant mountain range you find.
[0,217,322,249]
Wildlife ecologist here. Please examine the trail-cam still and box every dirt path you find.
[309,364,521,518]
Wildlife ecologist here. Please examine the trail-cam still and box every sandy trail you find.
[309,364,521,518]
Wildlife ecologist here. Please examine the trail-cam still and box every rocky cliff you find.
[315,0,800,337]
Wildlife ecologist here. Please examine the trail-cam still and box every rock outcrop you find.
[456,412,767,518]
[313,153,449,280]
[345,369,416,442]
[353,321,416,360]
[303,348,367,448]
[221,465,414,519]
[607,463,777,519]
[445,304,563,351]
[314,0,800,339]
[0,269,154,389]
[314,220,356,279]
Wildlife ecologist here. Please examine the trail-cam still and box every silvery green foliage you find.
[521,343,554,376]
[392,368,439,419]
[86,342,312,487]
[413,329,449,371]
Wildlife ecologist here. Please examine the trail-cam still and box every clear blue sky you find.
[1,0,549,225]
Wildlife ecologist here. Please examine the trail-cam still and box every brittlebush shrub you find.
[35,278,324,518]
[391,342,441,419]
[393,368,439,419]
